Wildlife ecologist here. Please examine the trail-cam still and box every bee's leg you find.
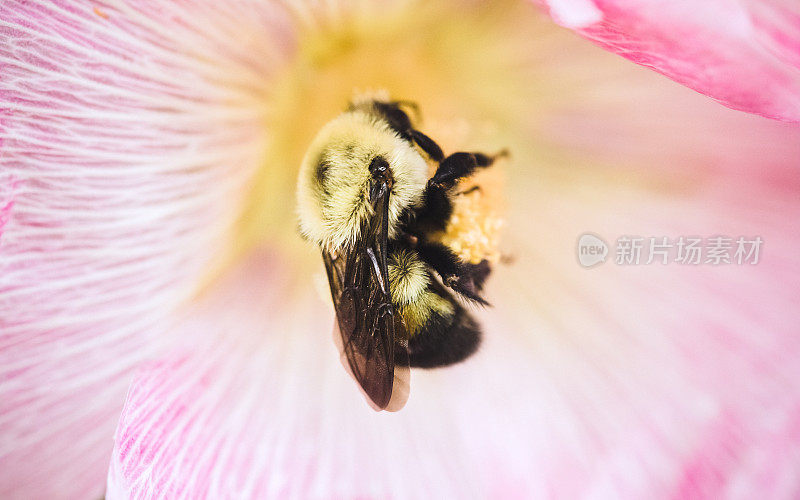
[473,149,508,167]
[429,150,507,189]
[371,100,445,161]
[403,150,505,235]
[409,129,444,162]
[406,183,453,234]
[429,152,476,190]
[467,259,491,290]
[416,241,490,305]
[374,101,414,138]
[407,299,481,368]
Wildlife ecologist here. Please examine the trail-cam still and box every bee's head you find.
[297,111,427,252]
[368,156,394,203]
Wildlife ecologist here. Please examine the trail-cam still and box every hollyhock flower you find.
[2,0,800,498]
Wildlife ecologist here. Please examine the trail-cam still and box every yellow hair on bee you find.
[349,88,391,109]
[296,110,427,253]
[388,249,454,336]
[388,249,429,305]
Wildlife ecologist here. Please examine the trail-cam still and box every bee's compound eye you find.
[369,156,390,177]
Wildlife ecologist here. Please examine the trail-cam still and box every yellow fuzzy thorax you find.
[296,109,428,253]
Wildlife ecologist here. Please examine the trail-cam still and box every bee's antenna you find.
[393,100,422,124]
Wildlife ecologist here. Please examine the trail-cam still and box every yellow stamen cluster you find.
[434,166,505,265]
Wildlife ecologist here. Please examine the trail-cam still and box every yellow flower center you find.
[215,1,540,277]
[202,0,656,293]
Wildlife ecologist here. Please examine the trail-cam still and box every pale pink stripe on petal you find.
[0,177,20,241]
[541,0,800,122]
[0,1,295,498]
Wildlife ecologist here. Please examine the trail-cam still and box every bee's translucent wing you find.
[322,184,409,410]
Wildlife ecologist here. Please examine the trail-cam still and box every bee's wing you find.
[322,183,409,411]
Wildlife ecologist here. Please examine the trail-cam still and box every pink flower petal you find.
[541,0,800,122]
[0,1,294,497]
[0,176,20,241]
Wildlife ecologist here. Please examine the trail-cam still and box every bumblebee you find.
[297,93,503,410]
